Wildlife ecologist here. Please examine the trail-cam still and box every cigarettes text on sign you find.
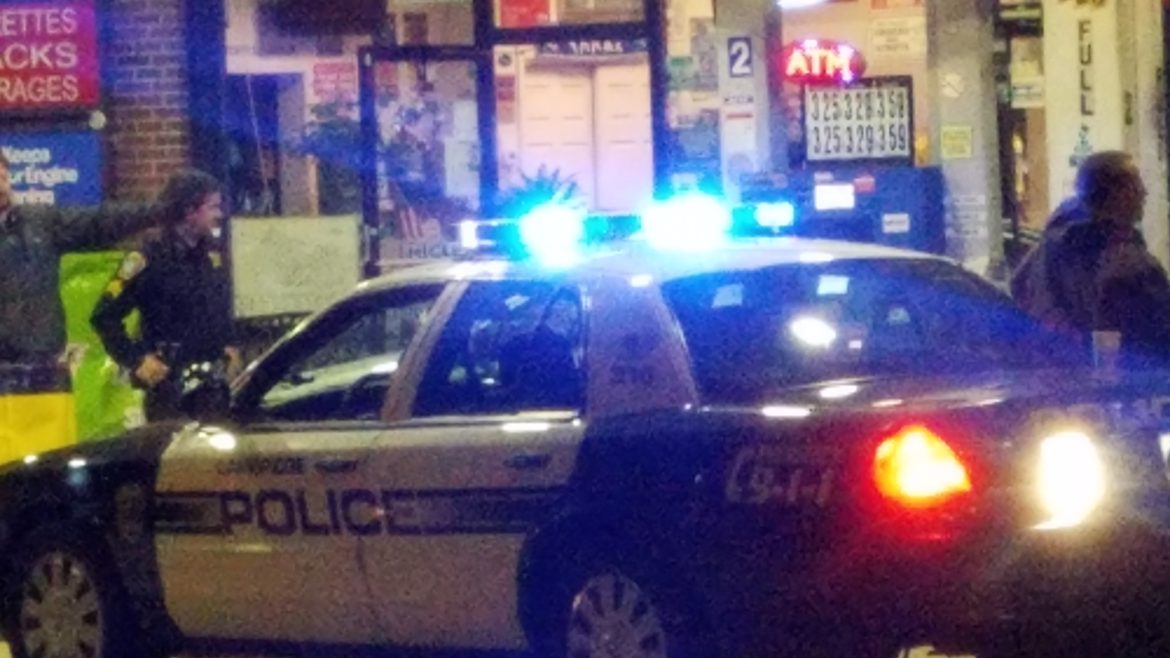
[0,2,101,112]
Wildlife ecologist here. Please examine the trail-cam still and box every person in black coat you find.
[91,170,241,421]
[1013,151,1170,369]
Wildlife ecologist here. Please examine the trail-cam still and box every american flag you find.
[395,205,427,240]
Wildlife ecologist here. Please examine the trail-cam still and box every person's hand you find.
[224,346,243,379]
[135,354,170,388]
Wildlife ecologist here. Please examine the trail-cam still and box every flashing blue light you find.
[518,203,587,267]
[629,273,654,288]
[754,201,796,229]
[640,192,732,251]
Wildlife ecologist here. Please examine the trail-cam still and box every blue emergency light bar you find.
[753,201,797,229]
[458,193,797,264]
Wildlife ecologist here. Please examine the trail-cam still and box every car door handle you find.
[505,453,551,471]
[315,458,358,475]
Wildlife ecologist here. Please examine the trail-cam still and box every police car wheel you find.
[535,556,711,658]
[9,534,139,658]
[566,570,670,658]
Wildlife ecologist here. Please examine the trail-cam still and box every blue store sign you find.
[0,130,103,206]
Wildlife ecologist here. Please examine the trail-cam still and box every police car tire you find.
[7,529,148,658]
[532,552,714,658]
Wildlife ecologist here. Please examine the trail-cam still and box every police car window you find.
[414,281,584,416]
[251,285,442,422]
[663,259,1051,404]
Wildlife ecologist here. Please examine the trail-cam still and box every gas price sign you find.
[803,77,912,163]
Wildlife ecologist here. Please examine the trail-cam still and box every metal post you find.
[646,0,671,197]
[358,49,381,278]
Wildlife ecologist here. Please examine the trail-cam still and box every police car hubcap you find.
[19,551,103,658]
[567,572,668,658]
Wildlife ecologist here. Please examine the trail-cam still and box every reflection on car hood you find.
[747,368,1170,415]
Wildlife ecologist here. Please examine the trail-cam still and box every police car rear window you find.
[662,258,1059,404]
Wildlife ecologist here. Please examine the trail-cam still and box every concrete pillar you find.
[713,0,773,201]
[927,0,1004,277]
[1131,0,1168,267]
[1043,0,1167,266]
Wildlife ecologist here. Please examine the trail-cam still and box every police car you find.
[2,195,1170,658]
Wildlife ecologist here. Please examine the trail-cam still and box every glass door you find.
[492,40,653,216]
[360,49,493,273]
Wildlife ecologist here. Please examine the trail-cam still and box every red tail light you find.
[874,425,971,508]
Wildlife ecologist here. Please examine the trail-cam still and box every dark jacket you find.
[1011,197,1091,330]
[1014,199,1170,368]
[90,228,236,376]
[0,203,156,361]
[1094,233,1170,369]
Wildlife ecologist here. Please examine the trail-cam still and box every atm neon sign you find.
[779,39,866,85]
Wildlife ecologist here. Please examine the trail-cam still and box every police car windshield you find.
[662,257,1062,404]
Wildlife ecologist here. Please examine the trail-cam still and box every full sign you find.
[0,2,101,112]
[779,39,866,86]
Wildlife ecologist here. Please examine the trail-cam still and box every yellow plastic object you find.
[0,393,78,466]
[0,365,78,467]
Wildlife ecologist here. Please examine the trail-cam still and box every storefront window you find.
[226,0,370,218]
[493,40,653,215]
[658,0,935,199]
[496,0,643,28]
[664,5,724,195]
[391,0,474,45]
[224,0,374,328]
[224,0,473,228]
[662,0,762,197]
[373,59,481,241]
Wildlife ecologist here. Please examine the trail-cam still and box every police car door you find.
[154,283,448,644]
[363,280,587,648]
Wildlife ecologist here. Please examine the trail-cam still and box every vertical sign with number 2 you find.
[728,36,753,78]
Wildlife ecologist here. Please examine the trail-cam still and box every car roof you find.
[358,237,949,293]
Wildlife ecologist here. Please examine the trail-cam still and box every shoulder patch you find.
[105,279,124,298]
[117,251,147,281]
[209,251,222,269]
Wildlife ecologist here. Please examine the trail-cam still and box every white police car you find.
[1,196,1170,658]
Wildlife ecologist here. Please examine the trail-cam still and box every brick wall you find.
[104,0,191,202]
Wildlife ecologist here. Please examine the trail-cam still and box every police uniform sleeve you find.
[47,203,158,252]
[90,251,151,369]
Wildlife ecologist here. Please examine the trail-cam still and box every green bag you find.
[59,252,145,441]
